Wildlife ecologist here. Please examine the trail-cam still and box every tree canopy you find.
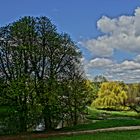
[0,16,88,133]
[92,82,128,110]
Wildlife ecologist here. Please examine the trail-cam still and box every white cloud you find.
[97,16,117,34]
[97,15,134,36]
[88,58,113,68]
[84,36,114,57]
[82,7,140,83]
[104,60,140,83]
[83,7,140,57]
[113,60,140,72]
[105,68,140,83]
[86,58,140,83]
[134,55,140,62]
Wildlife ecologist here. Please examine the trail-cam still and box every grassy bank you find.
[87,107,140,120]
[35,130,140,140]
[61,119,140,131]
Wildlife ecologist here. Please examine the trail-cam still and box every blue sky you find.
[1,0,140,82]
[1,0,139,39]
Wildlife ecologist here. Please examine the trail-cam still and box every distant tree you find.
[94,75,108,83]
[92,82,128,110]
[85,80,99,104]
[126,83,140,113]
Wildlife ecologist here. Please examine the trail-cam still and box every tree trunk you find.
[19,113,27,132]
[74,98,78,126]
[43,106,52,131]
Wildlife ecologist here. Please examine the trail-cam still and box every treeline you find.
[0,16,91,134]
[91,81,140,112]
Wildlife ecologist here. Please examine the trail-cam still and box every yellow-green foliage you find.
[85,80,99,102]
[92,82,128,110]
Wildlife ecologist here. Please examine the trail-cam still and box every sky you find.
[1,0,140,83]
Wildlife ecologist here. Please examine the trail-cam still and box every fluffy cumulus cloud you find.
[113,60,140,72]
[88,58,113,68]
[105,60,140,82]
[83,7,140,57]
[86,58,140,83]
[83,7,140,83]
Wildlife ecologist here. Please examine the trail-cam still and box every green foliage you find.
[0,16,87,133]
[85,80,99,104]
[92,82,128,110]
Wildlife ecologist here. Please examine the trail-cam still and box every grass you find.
[87,107,140,120]
[57,107,140,132]
[61,119,140,131]
[2,106,140,139]
[35,130,140,140]
[2,119,140,139]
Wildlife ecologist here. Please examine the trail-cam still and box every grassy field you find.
[61,119,140,131]
[1,107,140,139]
[59,107,140,132]
[35,130,140,140]
[87,107,140,120]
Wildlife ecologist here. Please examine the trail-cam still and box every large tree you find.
[0,16,86,132]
